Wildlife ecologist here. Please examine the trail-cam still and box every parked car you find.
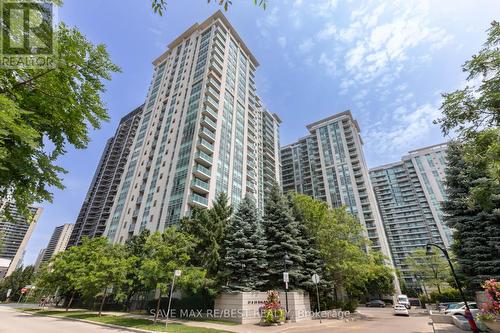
[366,300,386,307]
[444,302,479,316]
[397,294,411,309]
[394,304,410,316]
[438,303,453,312]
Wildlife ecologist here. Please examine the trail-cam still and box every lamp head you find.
[426,244,433,255]
[284,252,290,261]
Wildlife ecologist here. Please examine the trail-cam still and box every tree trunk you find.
[66,291,75,312]
[153,291,162,324]
[125,290,136,312]
[437,285,442,294]
[99,288,108,317]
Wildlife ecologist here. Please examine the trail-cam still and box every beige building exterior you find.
[41,223,74,264]
[0,201,42,278]
[105,11,281,243]
[370,143,451,287]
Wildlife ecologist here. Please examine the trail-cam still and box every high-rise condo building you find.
[280,111,393,258]
[34,248,46,271]
[105,11,281,243]
[370,143,451,286]
[0,201,42,278]
[41,223,74,264]
[68,106,144,247]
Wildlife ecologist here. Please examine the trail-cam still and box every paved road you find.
[0,304,432,333]
[286,307,433,333]
[0,306,131,333]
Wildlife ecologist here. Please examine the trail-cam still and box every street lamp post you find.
[165,270,182,328]
[426,243,479,333]
[283,252,290,321]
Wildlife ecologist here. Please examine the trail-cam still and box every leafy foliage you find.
[291,193,394,298]
[222,197,267,291]
[436,21,499,210]
[180,193,231,293]
[442,142,500,289]
[403,248,451,294]
[0,23,120,217]
[119,229,151,311]
[140,229,206,322]
[0,265,35,301]
[150,0,267,15]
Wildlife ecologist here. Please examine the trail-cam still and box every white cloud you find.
[364,103,444,159]
[318,53,337,75]
[316,23,337,40]
[298,39,314,53]
[277,36,287,48]
[310,0,339,17]
[302,0,453,92]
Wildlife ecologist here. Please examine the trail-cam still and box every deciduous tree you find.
[0,21,120,217]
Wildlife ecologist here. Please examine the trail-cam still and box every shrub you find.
[429,289,462,303]
[340,300,358,313]
[477,279,500,322]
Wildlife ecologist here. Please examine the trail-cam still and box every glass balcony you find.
[195,151,213,167]
[197,138,214,154]
[201,116,217,131]
[210,60,223,76]
[204,96,219,112]
[202,107,217,122]
[207,76,221,91]
[189,193,208,208]
[199,127,215,142]
[193,164,211,180]
[191,178,210,194]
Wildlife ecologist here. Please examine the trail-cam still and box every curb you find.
[17,309,158,333]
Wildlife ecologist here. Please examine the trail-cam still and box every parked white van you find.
[397,294,411,309]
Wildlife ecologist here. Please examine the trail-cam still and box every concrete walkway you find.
[103,310,352,333]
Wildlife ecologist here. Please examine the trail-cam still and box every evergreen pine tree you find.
[443,142,500,289]
[222,197,267,291]
[287,193,325,292]
[262,183,305,290]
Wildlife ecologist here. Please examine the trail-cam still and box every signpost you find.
[166,270,182,328]
[311,273,322,323]
[6,289,11,298]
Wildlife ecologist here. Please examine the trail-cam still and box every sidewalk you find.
[433,323,467,333]
[105,310,353,333]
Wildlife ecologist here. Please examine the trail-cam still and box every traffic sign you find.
[311,273,320,284]
[21,288,27,294]
[283,272,289,283]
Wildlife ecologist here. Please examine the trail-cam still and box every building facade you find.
[68,106,143,247]
[41,223,74,264]
[0,201,42,278]
[370,143,451,286]
[105,11,281,243]
[280,111,393,258]
[34,248,46,271]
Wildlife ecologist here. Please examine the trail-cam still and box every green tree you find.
[288,193,325,292]
[74,238,130,316]
[435,21,499,210]
[140,229,205,323]
[181,193,232,283]
[442,142,500,289]
[403,248,450,294]
[120,229,150,311]
[0,266,35,301]
[222,197,267,291]
[151,0,267,15]
[262,183,305,290]
[0,21,120,217]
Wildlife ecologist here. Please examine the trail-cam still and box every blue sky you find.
[22,0,500,265]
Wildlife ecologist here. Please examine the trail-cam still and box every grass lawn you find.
[20,309,234,333]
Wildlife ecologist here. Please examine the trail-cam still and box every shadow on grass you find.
[21,309,234,333]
